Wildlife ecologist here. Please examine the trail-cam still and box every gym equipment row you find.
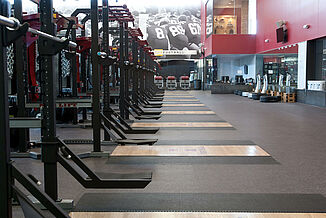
[0,0,166,217]
[234,74,296,103]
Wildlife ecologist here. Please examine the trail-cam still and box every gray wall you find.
[217,55,258,82]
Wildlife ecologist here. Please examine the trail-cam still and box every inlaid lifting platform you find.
[70,212,326,218]
[161,111,215,115]
[131,122,233,128]
[110,145,270,157]
[163,99,200,102]
[162,104,206,107]
[164,95,196,98]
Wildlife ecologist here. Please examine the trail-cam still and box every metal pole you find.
[202,55,207,91]
[139,48,145,95]
[0,1,12,216]
[112,62,116,88]
[71,28,78,124]
[119,22,126,119]
[102,0,110,141]
[14,0,28,152]
[80,21,87,121]
[145,55,149,91]
[58,52,63,97]
[132,40,138,105]
[124,23,129,119]
[91,0,101,152]
[150,61,154,88]
[29,27,77,48]
[0,14,76,48]
[39,0,58,201]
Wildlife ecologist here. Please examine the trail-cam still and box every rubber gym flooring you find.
[12,91,326,217]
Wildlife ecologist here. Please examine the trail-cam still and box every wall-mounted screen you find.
[276,27,284,43]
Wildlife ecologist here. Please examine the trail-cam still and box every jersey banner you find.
[131,2,202,59]
[21,0,201,60]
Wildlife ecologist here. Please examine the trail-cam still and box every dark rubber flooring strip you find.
[74,193,326,212]
[94,172,152,180]
[161,108,212,111]
[157,127,235,130]
[105,156,278,165]
[155,140,256,145]
[162,107,210,111]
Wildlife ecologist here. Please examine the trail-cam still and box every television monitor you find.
[276,28,284,43]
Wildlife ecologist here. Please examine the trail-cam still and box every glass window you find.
[213,0,255,35]
[315,37,326,80]
[262,56,298,87]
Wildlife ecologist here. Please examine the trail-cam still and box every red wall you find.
[201,0,255,56]
[212,34,256,54]
[201,0,326,56]
[256,0,326,53]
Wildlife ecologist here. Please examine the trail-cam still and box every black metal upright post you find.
[14,0,28,152]
[139,48,145,95]
[145,55,149,91]
[91,0,101,152]
[149,58,154,89]
[202,56,207,91]
[124,24,129,119]
[71,27,78,124]
[39,0,58,201]
[132,40,138,105]
[80,51,87,120]
[102,0,110,141]
[58,51,63,97]
[152,61,156,87]
[81,17,88,121]
[0,1,12,216]
[112,62,117,87]
[119,22,126,119]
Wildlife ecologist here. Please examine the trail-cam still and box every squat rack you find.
[0,0,152,217]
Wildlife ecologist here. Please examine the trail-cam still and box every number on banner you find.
[188,23,200,35]
[155,28,165,39]
[169,26,180,37]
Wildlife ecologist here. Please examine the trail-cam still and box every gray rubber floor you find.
[12,91,326,217]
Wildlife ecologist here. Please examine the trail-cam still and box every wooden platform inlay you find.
[165,93,191,95]
[110,145,270,156]
[131,122,232,128]
[70,212,326,218]
[162,111,215,115]
[165,96,195,98]
[163,104,205,107]
[163,99,199,102]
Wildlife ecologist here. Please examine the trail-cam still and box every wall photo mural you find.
[18,0,202,59]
